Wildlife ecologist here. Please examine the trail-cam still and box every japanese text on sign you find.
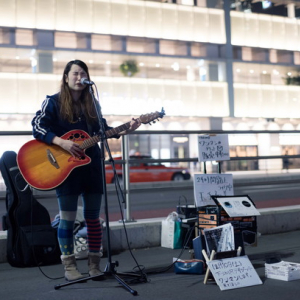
[198,135,230,162]
[193,174,234,206]
[208,256,262,291]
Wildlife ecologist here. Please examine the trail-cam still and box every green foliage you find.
[119,60,139,77]
[284,74,300,85]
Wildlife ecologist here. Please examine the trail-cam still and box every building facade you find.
[0,0,300,170]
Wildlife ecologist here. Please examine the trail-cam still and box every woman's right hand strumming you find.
[52,136,85,158]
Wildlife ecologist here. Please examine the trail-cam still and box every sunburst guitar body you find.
[17,109,165,190]
[17,130,92,190]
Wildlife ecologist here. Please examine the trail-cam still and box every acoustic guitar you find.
[17,109,165,190]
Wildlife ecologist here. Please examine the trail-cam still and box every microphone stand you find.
[54,84,141,295]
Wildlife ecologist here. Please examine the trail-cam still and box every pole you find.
[121,134,134,222]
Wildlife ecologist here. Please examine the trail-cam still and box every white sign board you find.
[212,196,260,217]
[198,135,230,162]
[208,256,263,291]
[194,174,234,207]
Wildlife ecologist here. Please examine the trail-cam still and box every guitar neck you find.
[78,108,165,151]
[80,121,132,150]
[106,121,131,138]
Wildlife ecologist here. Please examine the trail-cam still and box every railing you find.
[1,129,300,221]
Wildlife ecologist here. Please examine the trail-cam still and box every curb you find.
[1,206,300,263]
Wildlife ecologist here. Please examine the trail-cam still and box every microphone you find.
[80,78,94,85]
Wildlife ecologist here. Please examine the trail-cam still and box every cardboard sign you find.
[194,174,234,207]
[198,135,230,162]
[208,256,263,291]
[211,196,260,217]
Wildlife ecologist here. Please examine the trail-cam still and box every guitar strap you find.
[86,120,93,137]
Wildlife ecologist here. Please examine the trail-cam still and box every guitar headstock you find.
[139,108,165,125]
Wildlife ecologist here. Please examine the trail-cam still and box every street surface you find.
[1,176,300,227]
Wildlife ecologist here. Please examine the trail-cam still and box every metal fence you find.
[1,129,300,221]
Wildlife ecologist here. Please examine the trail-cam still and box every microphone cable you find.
[104,139,149,284]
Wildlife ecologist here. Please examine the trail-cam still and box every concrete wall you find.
[1,206,300,263]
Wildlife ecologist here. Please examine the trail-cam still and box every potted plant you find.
[284,72,300,85]
[119,60,139,77]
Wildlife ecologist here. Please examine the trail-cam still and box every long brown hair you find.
[59,60,97,124]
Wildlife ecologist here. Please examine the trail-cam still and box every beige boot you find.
[61,254,85,281]
[88,252,102,277]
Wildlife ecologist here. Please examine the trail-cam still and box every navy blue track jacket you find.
[32,93,114,197]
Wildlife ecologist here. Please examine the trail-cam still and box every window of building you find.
[233,62,298,85]
[55,32,78,49]
[237,47,269,62]
[269,49,277,63]
[294,52,300,65]
[260,73,271,84]
[92,35,112,51]
[126,37,156,54]
[277,50,293,64]
[225,146,258,171]
[241,47,252,61]
[270,50,295,65]
[251,48,268,62]
[208,63,219,81]
[159,40,187,56]
[0,48,34,73]
[91,34,123,52]
[56,32,89,49]
[111,36,124,52]
[191,43,207,57]
[233,46,242,60]
[206,45,220,59]
[15,29,34,46]
[0,28,11,44]
[76,33,88,49]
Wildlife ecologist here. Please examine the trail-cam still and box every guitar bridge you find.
[47,149,59,169]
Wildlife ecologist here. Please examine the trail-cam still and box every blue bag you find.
[174,259,205,275]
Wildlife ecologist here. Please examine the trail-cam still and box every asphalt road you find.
[1,178,300,227]
[102,182,300,221]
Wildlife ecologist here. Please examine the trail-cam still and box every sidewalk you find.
[1,230,300,300]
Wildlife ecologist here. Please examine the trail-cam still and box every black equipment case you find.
[0,151,60,267]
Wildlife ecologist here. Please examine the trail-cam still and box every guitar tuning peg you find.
[157,119,160,121]
[153,121,156,124]
[149,122,152,125]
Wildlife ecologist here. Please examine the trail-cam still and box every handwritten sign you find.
[193,174,234,206]
[207,256,263,291]
[198,135,230,162]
